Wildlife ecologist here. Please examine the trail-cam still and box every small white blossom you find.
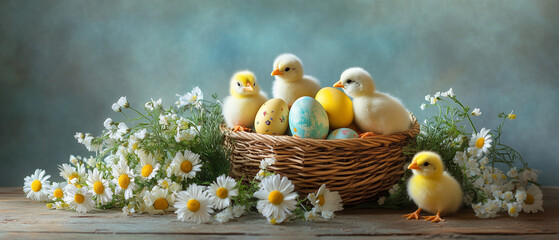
[104,118,115,130]
[377,196,386,206]
[117,96,129,109]
[321,211,335,220]
[471,108,482,116]
[112,103,122,112]
[420,103,427,110]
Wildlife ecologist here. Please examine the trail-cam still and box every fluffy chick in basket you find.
[271,53,321,107]
[334,67,412,137]
[403,151,463,223]
[223,70,268,132]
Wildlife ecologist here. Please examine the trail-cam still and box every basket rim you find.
[222,113,420,145]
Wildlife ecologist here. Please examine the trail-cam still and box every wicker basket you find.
[222,114,420,205]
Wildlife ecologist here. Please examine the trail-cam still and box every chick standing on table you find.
[403,151,463,223]
[334,67,412,137]
[223,70,268,132]
[271,53,321,107]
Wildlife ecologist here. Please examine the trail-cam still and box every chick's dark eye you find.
[237,82,241,87]
[285,67,290,72]
[347,79,353,84]
[423,162,430,166]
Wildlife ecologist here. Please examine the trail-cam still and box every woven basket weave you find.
[223,114,420,205]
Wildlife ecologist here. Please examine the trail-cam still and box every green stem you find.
[453,97,477,133]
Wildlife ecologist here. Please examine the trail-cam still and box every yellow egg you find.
[254,98,289,135]
[315,87,353,129]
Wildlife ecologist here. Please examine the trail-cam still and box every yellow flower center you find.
[53,188,64,199]
[216,187,229,199]
[118,174,130,189]
[68,173,79,183]
[160,180,169,189]
[141,164,154,178]
[525,194,535,205]
[187,199,201,212]
[132,142,139,150]
[317,195,325,206]
[476,137,485,148]
[93,181,105,194]
[268,190,284,205]
[154,198,169,210]
[46,203,53,209]
[190,95,197,102]
[508,114,516,120]
[510,207,517,214]
[270,218,278,225]
[31,180,42,192]
[180,160,193,173]
[74,193,85,204]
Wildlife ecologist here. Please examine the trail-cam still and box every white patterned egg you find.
[327,128,359,139]
[289,97,329,139]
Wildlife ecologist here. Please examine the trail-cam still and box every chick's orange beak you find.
[271,68,283,76]
[408,162,420,170]
[333,80,344,88]
[244,82,254,92]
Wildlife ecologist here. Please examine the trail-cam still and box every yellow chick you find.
[334,67,412,137]
[403,151,463,223]
[271,53,321,107]
[223,70,268,132]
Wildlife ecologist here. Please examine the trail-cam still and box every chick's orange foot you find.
[232,126,252,132]
[402,208,422,220]
[423,211,444,223]
[359,132,377,138]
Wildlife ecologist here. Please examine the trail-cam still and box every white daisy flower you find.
[53,201,69,210]
[112,103,122,112]
[254,174,298,224]
[144,186,175,214]
[259,157,276,170]
[135,150,161,181]
[304,211,318,221]
[111,159,138,200]
[134,128,148,140]
[115,122,130,140]
[117,96,129,108]
[69,155,80,165]
[59,163,86,186]
[307,184,343,213]
[471,108,482,116]
[207,175,239,210]
[23,169,51,201]
[507,202,522,217]
[215,208,233,223]
[122,202,137,215]
[420,103,427,110]
[231,205,246,218]
[321,210,335,220]
[519,169,540,184]
[515,189,527,203]
[49,182,68,201]
[82,134,103,152]
[104,118,115,130]
[74,132,85,143]
[176,86,203,109]
[175,126,198,142]
[86,168,113,205]
[441,88,454,97]
[469,128,492,156]
[157,178,182,193]
[522,185,544,213]
[169,150,202,180]
[145,98,162,111]
[507,167,519,178]
[64,185,95,213]
[174,184,214,223]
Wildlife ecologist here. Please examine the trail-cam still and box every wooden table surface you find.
[1,187,557,239]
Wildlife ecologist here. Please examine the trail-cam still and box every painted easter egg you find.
[254,98,289,135]
[327,128,359,139]
[289,97,329,139]
[315,87,353,129]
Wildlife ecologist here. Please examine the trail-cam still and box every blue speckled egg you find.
[327,128,359,139]
[289,97,329,139]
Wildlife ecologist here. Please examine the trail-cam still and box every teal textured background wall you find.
[1,0,558,186]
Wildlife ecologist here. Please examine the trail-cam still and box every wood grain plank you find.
[1,187,558,239]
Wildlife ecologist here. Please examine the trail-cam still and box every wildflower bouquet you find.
[376,88,543,218]
[23,87,343,224]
